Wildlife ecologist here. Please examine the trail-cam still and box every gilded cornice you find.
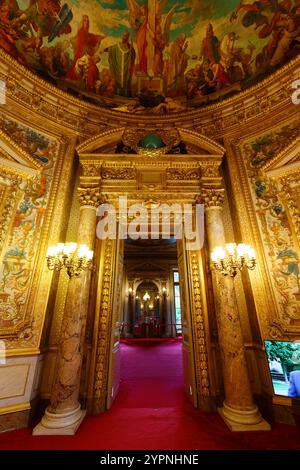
[0,48,299,138]
[260,135,300,178]
[178,128,225,155]
[76,128,125,154]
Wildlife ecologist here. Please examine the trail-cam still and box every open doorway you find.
[122,238,181,339]
[106,238,198,411]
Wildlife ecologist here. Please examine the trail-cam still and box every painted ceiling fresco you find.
[1,0,300,112]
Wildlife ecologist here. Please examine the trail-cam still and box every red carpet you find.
[0,338,299,450]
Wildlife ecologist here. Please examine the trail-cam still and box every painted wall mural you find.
[0,0,299,112]
[241,118,300,332]
[0,115,59,338]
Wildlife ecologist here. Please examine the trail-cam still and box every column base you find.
[218,402,271,432]
[33,405,86,436]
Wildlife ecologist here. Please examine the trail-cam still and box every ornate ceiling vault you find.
[1,0,299,114]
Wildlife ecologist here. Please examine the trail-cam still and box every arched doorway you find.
[76,127,225,415]
[135,281,160,336]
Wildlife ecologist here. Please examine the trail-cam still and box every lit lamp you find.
[46,242,94,278]
[143,291,150,302]
[211,243,256,278]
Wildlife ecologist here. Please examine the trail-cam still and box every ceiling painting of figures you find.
[0,0,299,113]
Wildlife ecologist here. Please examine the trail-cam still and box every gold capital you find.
[198,189,225,208]
[77,187,103,208]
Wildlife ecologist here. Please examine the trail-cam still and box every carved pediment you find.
[76,127,225,157]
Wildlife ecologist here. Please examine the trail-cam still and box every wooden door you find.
[106,238,124,409]
[177,238,198,407]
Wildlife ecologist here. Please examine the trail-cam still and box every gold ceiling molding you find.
[0,48,299,137]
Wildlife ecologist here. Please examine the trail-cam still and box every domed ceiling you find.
[1,0,299,113]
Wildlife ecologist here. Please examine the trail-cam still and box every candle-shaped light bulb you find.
[226,243,236,255]
[237,243,246,258]
[68,242,77,254]
[47,246,57,257]
[77,244,88,258]
[56,243,64,254]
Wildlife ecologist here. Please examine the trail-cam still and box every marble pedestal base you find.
[218,402,271,432]
[33,405,86,436]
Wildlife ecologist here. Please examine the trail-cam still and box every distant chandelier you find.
[211,243,256,278]
[46,242,94,278]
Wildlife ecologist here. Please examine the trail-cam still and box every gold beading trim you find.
[93,239,114,413]
[0,402,31,415]
[188,251,210,397]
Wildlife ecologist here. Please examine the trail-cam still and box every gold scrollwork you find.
[167,169,199,181]
[102,168,136,180]
[93,239,114,412]
[189,251,210,397]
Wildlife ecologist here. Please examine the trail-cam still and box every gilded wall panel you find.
[0,115,60,344]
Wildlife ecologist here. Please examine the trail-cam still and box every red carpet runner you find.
[0,338,299,450]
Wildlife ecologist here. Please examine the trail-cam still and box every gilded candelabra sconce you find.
[46,242,94,278]
[127,281,134,297]
[211,243,256,278]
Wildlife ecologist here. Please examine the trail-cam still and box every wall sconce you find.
[46,242,93,278]
[143,291,150,302]
[211,243,256,278]
[128,287,133,295]
[161,286,167,297]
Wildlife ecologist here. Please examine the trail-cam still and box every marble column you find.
[33,187,101,435]
[202,189,270,431]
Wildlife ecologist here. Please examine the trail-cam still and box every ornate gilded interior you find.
[0,35,299,436]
